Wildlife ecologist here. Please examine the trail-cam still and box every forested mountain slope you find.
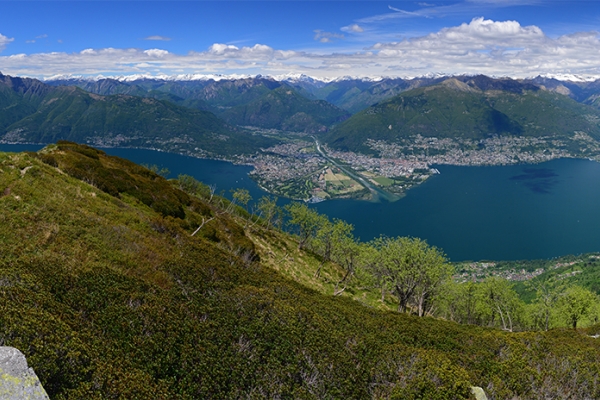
[325,77,600,153]
[2,142,600,398]
[220,86,350,133]
[0,73,278,157]
[49,76,350,133]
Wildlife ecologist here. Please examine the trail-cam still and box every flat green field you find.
[373,176,395,186]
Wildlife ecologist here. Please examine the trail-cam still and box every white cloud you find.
[342,24,364,33]
[144,49,170,58]
[0,34,14,52]
[314,30,345,43]
[208,43,240,55]
[2,18,600,80]
[144,35,171,41]
[36,34,48,39]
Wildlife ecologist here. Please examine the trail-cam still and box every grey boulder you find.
[0,346,49,400]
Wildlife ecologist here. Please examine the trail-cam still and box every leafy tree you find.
[312,218,354,278]
[479,278,523,332]
[143,163,170,178]
[359,243,389,302]
[374,237,451,315]
[225,188,252,214]
[285,202,326,249]
[256,195,281,229]
[232,188,251,208]
[557,285,598,329]
[436,281,482,325]
[525,278,562,331]
[329,221,359,295]
[177,174,211,198]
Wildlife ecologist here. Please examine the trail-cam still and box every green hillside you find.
[304,78,415,114]
[0,73,278,157]
[221,86,350,133]
[2,142,600,398]
[50,77,350,133]
[325,78,600,153]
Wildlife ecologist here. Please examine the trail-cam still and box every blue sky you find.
[1,1,600,80]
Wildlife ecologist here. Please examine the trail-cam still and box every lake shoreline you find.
[3,143,600,262]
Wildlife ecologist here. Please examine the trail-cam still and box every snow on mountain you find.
[43,72,389,84]
[536,73,600,83]
[43,72,600,85]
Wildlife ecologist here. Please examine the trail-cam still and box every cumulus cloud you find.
[2,18,600,80]
[0,33,14,52]
[36,34,48,39]
[342,24,364,33]
[208,43,240,55]
[144,49,170,57]
[314,30,345,43]
[144,35,171,41]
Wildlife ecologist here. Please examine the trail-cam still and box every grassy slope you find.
[2,143,600,398]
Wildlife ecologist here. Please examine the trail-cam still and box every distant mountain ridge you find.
[0,72,278,157]
[47,73,600,116]
[47,75,350,133]
[324,75,600,153]
[13,72,600,158]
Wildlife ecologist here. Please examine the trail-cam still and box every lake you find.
[3,143,600,262]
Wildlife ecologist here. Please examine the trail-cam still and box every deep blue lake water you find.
[4,144,600,262]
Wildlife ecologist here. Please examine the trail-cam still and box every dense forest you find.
[2,142,600,398]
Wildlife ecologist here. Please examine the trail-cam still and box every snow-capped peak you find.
[536,73,600,83]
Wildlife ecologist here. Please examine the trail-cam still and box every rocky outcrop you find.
[0,347,49,400]
[471,386,488,400]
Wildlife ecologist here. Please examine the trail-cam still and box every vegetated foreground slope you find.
[325,76,600,153]
[0,73,278,157]
[2,142,600,398]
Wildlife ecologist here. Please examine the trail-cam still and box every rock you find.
[0,347,49,400]
[471,386,488,400]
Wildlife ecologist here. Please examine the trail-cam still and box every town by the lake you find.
[237,131,600,202]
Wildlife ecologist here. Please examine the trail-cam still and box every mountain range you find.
[3,71,600,160]
[0,73,279,157]
[47,75,350,134]
[325,75,600,153]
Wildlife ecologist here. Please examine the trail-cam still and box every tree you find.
[375,237,451,315]
[413,249,453,317]
[557,285,597,329]
[479,278,523,332]
[143,163,170,178]
[177,174,210,198]
[313,218,353,278]
[232,188,251,208]
[359,243,389,302]
[436,281,482,325]
[225,188,252,214]
[329,221,359,295]
[525,278,562,331]
[256,195,281,229]
[286,202,326,250]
